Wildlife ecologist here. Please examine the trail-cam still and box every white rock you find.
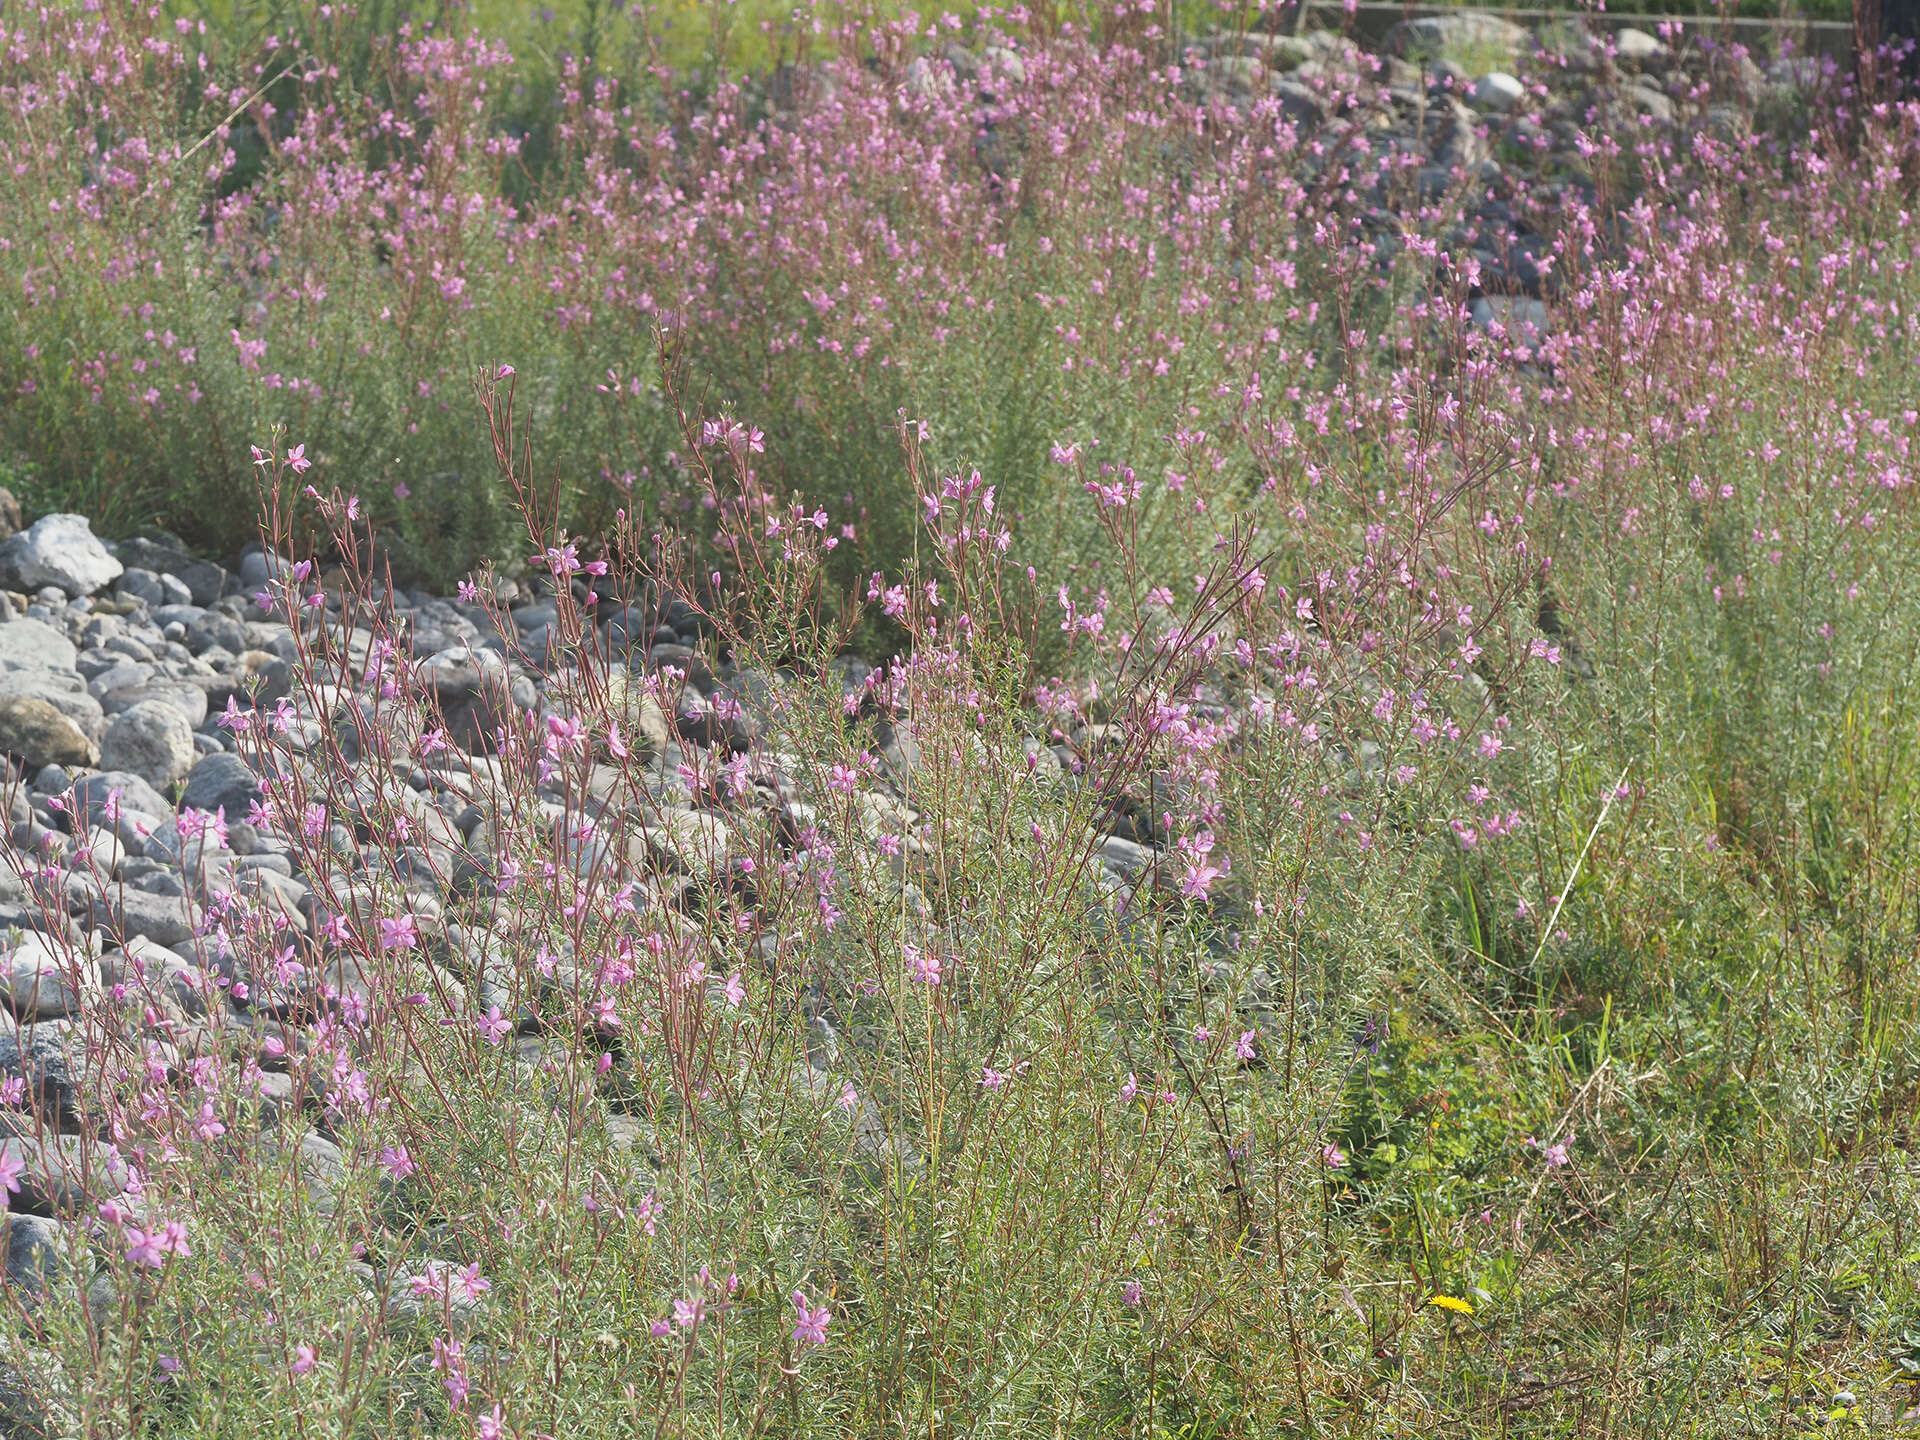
[1468,71,1525,113]
[99,700,196,791]
[0,516,122,598]
[1613,27,1668,62]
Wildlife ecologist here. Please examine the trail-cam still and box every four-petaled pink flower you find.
[906,944,941,986]
[379,1145,415,1180]
[455,1262,491,1302]
[791,1291,831,1346]
[379,914,418,951]
[125,1220,189,1269]
[478,1007,512,1046]
[291,1345,316,1376]
[286,443,310,473]
[1527,1134,1574,1168]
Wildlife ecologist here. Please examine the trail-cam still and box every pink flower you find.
[791,1292,831,1346]
[544,714,586,759]
[125,1227,165,1268]
[431,1336,468,1409]
[1322,1143,1348,1169]
[455,1263,491,1303]
[723,974,745,1009]
[906,943,941,986]
[1236,1030,1257,1061]
[291,1345,317,1376]
[379,1145,415,1180]
[478,1007,512,1046]
[286,444,310,473]
[0,1147,22,1207]
[1527,1134,1574,1168]
[379,915,418,951]
[1122,1280,1143,1307]
[476,1404,506,1440]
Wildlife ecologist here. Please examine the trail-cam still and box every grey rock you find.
[70,771,171,828]
[113,538,224,607]
[1468,71,1524,112]
[298,1131,345,1217]
[0,938,98,1021]
[1627,82,1675,123]
[1469,293,1550,351]
[114,568,167,608]
[85,886,197,947]
[3,1214,71,1311]
[238,549,292,587]
[0,664,103,745]
[0,620,76,674]
[151,604,205,632]
[1385,12,1529,60]
[180,751,262,818]
[0,1022,98,1132]
[1,1134,127,1217]
[99,701,195,791]
[0,516,122,599]
[1097,835,1157,878]
[83,660,151,699]
[99,679,208,730]
[1612,26,1668,63]
[185,612,249,657]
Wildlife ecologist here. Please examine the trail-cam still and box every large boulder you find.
[98,701,195,792]
[1383,12,1530,61]
[0,620,103,743]
[0,515,121,598]
[0,697,97,770]
[181,751,264,819]
[0,620,76,674]
[0,1022,98,1133]
[70,771,171,829]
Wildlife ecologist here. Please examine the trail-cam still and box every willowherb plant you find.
[5,2,1920,1433]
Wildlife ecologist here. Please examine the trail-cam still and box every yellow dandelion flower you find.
[1428,1294,1474,1315]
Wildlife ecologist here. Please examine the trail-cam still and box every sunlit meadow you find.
[0,0,1918,1434]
